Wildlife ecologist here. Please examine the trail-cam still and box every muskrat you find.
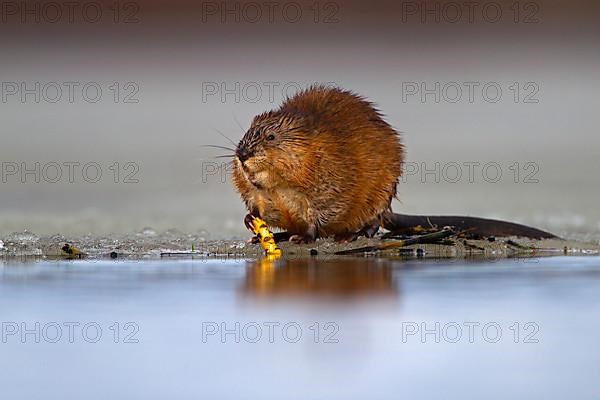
[232,85,402,243]
[232,85,556,242]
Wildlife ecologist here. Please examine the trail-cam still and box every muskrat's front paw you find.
[244,213,256,230]
[288,234,315,244]
[333,232,359,243]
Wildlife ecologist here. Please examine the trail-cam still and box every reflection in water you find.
[242,257,397,299]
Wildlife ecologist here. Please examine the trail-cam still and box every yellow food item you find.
[61,243,84,258]
[247,216,282,258]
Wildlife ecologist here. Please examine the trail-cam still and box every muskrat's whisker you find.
[212,128,238,147]
[216,161,234,173]
[192,155,235,161]
[232,112,246,134]
[200,144,237,152]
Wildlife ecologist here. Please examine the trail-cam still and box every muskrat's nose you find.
[236,147,252,163]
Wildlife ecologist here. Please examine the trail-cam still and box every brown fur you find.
[232,85,404,240]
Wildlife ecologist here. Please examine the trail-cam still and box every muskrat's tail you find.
[382,212,558,240]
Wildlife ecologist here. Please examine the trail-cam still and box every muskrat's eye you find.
[267,134,275,141]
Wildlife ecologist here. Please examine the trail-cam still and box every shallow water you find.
[1,256,599,399]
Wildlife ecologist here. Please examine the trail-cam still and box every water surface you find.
[1,256,599,399]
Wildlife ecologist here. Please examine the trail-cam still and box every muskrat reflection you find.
[242,257,397,298]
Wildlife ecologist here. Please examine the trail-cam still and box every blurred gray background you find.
[0,0,598,239]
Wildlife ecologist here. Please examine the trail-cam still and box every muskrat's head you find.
[235,111,310,189]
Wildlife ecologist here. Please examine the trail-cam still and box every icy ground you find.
[0,229,598,259]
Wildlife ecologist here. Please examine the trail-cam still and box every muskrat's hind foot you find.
[334,220,381,243]
[288,226,317,244]
[333,232,358,243]
[289,234,315,244]
[358,220,380,238]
